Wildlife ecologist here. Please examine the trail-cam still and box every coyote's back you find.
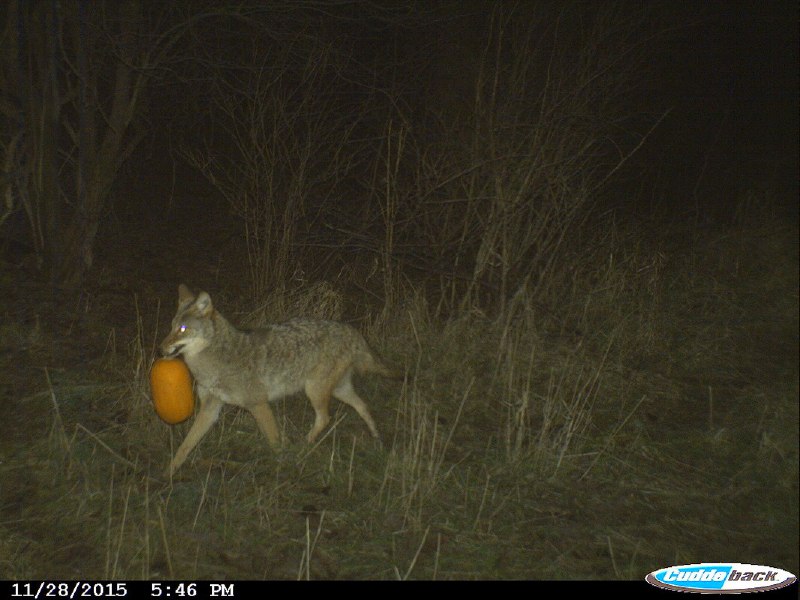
[159,284,397,477]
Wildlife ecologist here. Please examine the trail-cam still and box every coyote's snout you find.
[160,284,397,477]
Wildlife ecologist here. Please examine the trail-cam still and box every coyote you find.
[160,284,396,477]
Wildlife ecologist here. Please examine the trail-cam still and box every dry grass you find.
[0,194,796,579]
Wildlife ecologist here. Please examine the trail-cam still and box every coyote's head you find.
[160,284,215,358]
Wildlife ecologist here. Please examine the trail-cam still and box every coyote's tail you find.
[357,349,402,379]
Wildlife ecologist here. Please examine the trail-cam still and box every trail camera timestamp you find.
[152,583,235,597]
[9,582,235,598]
[10,583,128,597]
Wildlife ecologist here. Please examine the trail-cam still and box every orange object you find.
[150,358,194,424]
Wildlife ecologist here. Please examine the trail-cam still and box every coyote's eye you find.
[179,324,188,334]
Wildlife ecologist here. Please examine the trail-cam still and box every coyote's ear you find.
[178,284,195,306]
[194,291,213,316]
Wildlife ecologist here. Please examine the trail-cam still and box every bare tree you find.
[0,0,192,285]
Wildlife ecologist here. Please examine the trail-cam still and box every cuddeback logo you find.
[646,563,797,593]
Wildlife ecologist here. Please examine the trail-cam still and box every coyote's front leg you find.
[166,394,223,477]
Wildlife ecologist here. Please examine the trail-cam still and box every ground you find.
[1,190,796,580]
